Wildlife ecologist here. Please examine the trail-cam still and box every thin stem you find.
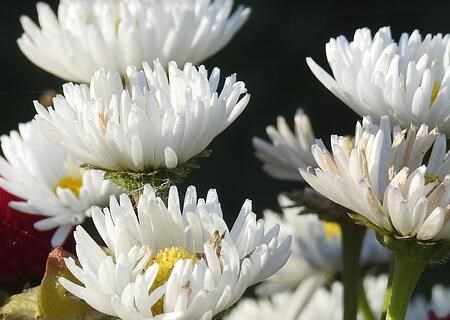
[358,277,376,320]
[381,256,394,319]
[385,252,426,320]
[340,219,366,320]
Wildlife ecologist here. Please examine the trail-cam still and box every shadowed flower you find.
[18,0,250,82]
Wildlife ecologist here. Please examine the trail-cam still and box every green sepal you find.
[376,232,450,262]
[82,150,211,200]
[347,211,386,234]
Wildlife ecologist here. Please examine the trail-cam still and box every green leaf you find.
[0,287,39,320]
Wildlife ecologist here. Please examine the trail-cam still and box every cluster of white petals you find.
[256,194,388,295]
[253,109,316,181]
[0,121,121,246]
[59,185,291,320]
[301,115,450,241]
[227,275,388,320]
[35,60,250,172]
[307,27,450,134]
[18,0,250,82]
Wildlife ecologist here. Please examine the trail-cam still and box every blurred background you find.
[1,0,450,293]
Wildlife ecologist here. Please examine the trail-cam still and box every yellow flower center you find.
[424,171,441,184]
[324,222,341,240]
[148,247,197,315]
[54,176,83,197]
[344,135,354,150]
[430,81,441,106]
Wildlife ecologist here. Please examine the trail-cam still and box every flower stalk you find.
[384,252,426,320]
[358,277,376,320]
[340,218,366,320]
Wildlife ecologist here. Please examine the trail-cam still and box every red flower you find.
[0,188,74,283]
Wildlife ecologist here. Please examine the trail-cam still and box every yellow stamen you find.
[344,135,354,150]
[54,176,83,197]
[147,247,197,315]
[324,222,341,240]
[430,81,441,106]
[424,171,441,184]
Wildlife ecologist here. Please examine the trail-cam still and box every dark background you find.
[1,0,450,292]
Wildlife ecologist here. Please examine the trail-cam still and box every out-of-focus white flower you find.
[300,115,450,241]
[226,275,388,320]
[307,27,450,134]
[256,194,389,295]
[35,60,250,172]
[0,121,121,247]
[253,109,316,181]
[18,0,251,82]
[408,285,450,319]
[59,185,291,319]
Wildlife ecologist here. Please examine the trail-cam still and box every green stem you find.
[385,252,427,320]
[358,277,376,320]
[381,256,394,319]
[340,220,366,320]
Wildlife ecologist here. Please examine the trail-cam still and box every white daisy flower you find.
[253,109,316,181]
[34,60,250,173]
[18,0,251,82]
[307,27,450,134]
[408,285,450,319]
[59,185,291,319]
[256,194,389,295]
[0,121,121,247]
[300,115,450,242]
[227,275,388,320]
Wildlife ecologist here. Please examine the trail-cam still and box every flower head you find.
[253,109,316,181]
[35,60,250,174]
[59,185,291,319]
[18,0,251,82]
[256,194,388,295]
[307,27,450,134]
[0,121,121,246]
[227,275,388,320]
[300,116,450,242]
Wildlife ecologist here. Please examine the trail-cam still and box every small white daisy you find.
[34,60,250,173]
[59,185,291,319]
[256,194,389,295]
[227,275,388,320]
[0,121,121,247]
[307,27,450,133]
[300,115,450,242]
[18,0,251,82]
[253,109,316,181]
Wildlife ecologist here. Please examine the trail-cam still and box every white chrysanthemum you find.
[59,185,291,320]
[0,121,121,246]
[18,0,251,82]
[256,194,389,295]
[35,60,250,172]
[300,115,450,241]
[253,109,316,181]
[408,285,450,319]
[307,27,450,134]
[227,275,388,320]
